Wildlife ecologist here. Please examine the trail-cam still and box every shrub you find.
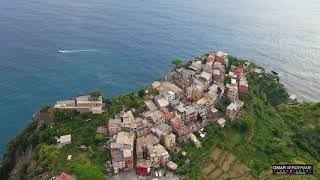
[171,58,183,67]
[89,90,102,98]
[94,134,105,143]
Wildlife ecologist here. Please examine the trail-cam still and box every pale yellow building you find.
[164,133,176,150]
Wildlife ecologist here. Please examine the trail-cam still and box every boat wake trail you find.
[58,49,100,53]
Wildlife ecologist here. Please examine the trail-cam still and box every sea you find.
[0,0,319,156]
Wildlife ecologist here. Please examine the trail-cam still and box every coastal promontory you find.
[1,51,319,180]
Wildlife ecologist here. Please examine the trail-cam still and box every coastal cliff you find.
[1,54,319,180]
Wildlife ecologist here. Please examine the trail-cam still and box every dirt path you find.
[247,128,254,141]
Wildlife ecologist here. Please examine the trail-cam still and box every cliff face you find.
[0,112,51,180]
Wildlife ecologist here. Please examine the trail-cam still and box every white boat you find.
[58,49,100,54]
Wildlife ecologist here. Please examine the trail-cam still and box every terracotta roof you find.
[57,172,76,180]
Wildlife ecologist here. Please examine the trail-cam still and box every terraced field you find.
[201,147,252,180]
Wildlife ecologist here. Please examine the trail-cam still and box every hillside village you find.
[51,50,251,179]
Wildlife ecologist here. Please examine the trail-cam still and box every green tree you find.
[224,76,231,85]
[138,89,145,97]
[40,105,51,113]
[94,134,105,143]
[171,58,182,67]
[89,90,102,98]
[38,144,59,170]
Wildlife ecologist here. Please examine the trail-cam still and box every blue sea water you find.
[0,0,320,156]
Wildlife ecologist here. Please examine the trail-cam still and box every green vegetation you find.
[138,85,159,98]
[144,85,160,96]
[0,121,43,179]
[38,144,60,170]
[20,111,109,179]
[70,162,105,180]
[224,76,231,85]
[215,97,229,114]
[40,105,51,113]
[89,90,102,98]
[277,103,320,161]
[104,92,145,115]
[94,134,105,143]
[229,56,243,67]
[138,89,146,97]
[171,58,183,67]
